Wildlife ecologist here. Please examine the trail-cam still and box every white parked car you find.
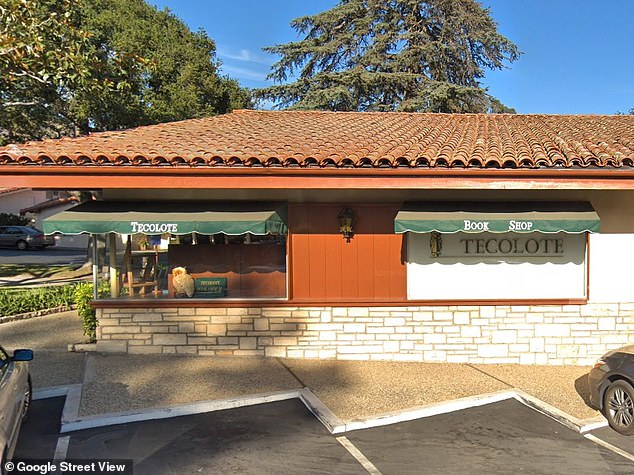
[0,346,32,465]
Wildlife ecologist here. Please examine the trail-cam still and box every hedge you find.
[0,285,76,317]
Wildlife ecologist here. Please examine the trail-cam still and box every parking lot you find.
[13,396,634,475]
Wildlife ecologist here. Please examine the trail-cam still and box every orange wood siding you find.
[289,204,406,302]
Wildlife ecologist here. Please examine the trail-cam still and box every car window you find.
[6,227,22,234]
[24,227,41,235]
[0,227,5,233]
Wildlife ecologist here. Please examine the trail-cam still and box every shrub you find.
[0,284,76,317]
[0,213,30,226]
[73,281,109,342]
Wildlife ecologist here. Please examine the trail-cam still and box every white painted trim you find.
[512,389,596,432]
[61,384,82,426]
[343,390,517,433]
[60,389,301,433]
[579,417,609,433]
[33,385,73,400]
[54,436,70,460]
[336,436,383,475]
[299,388,346,434]
[584,433,634,462]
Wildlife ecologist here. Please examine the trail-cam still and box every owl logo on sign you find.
[172,266,195,298]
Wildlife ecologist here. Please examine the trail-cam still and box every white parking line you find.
[336,436,383,475]
[584,433,634,463]
[54,436,70,460]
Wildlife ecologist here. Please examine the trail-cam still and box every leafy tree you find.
[72,0,250,133]
[0,0,103,143]
[257,0,520,113]
[0,0,250,144]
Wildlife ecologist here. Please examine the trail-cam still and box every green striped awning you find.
[43,201,287,236]
[394,201,600,234]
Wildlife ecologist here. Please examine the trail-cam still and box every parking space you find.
[12,397,634,474]
[346,398,634,474]
[14,397,65,460]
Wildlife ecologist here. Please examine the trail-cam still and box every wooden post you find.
[109,233,120,298]
[92,234,98,300]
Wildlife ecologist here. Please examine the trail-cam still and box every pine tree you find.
[257,0,520,113]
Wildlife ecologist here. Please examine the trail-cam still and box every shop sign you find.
[459,237,564,255]
[463,220,535,232]
[194,277,227,297]
[130,221,178,233]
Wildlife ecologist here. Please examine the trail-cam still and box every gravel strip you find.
[79,354,302,417]
[282,359,511,421]
[471,364,599,420]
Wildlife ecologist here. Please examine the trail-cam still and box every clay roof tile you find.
[1,110,634,170]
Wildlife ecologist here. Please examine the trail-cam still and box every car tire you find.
[16,240,28,251]
[21,375,32,420]
[603,379,634,435]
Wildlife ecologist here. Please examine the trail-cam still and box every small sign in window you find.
[194,277,227,298]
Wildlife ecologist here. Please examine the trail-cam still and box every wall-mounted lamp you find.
[430,231,442,258]
[337,207,355,242]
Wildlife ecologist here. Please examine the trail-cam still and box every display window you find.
[406,231,588,300]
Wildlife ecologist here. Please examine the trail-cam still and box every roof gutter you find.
[3,165,634,190]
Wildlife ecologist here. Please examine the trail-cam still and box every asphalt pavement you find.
[3,310,634,474]
[14,396,634,475]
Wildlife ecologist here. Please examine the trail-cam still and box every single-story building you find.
[1,110,634,365]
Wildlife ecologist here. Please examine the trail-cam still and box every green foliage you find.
[0,0,108,143]
[1,0,251,144]
[73,281,109,342]
[72,0,251,132]
[0,213,30,226]
[73,282,96,341]
[0,285,76,317]
[257,0,520,113]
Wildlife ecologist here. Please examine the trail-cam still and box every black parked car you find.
[588,345,634,435]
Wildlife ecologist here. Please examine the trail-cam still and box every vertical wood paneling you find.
[324,207,343,299]
[289,203,406,302]
[289,204,310,299]
[308,206,328,298]
[356,208,375,299]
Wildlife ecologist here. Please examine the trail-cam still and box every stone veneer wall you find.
[95,303,634,365]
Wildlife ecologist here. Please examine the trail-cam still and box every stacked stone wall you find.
[96,303,634,365]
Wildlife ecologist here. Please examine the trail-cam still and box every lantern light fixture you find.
[337,207,355,242]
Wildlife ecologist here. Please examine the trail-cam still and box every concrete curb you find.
[341,390,518,433]
[60,389,302,434]
[0,305,76,324]
[512,389,608,433]
[36,383,605,437]
[299,388,347,434]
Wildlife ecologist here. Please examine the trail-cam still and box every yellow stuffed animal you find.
[172,266,195,298]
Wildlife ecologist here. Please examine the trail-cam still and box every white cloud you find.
[218,47,271,65]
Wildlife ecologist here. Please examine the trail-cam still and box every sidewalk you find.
[77,354,599,422]
[0,310,600,423]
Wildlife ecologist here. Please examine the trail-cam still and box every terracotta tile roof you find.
[1,110,634,169]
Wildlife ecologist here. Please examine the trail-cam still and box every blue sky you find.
[149,0,634,114]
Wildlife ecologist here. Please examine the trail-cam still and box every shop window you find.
[406,232,587,300]
[166,233,287,299]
